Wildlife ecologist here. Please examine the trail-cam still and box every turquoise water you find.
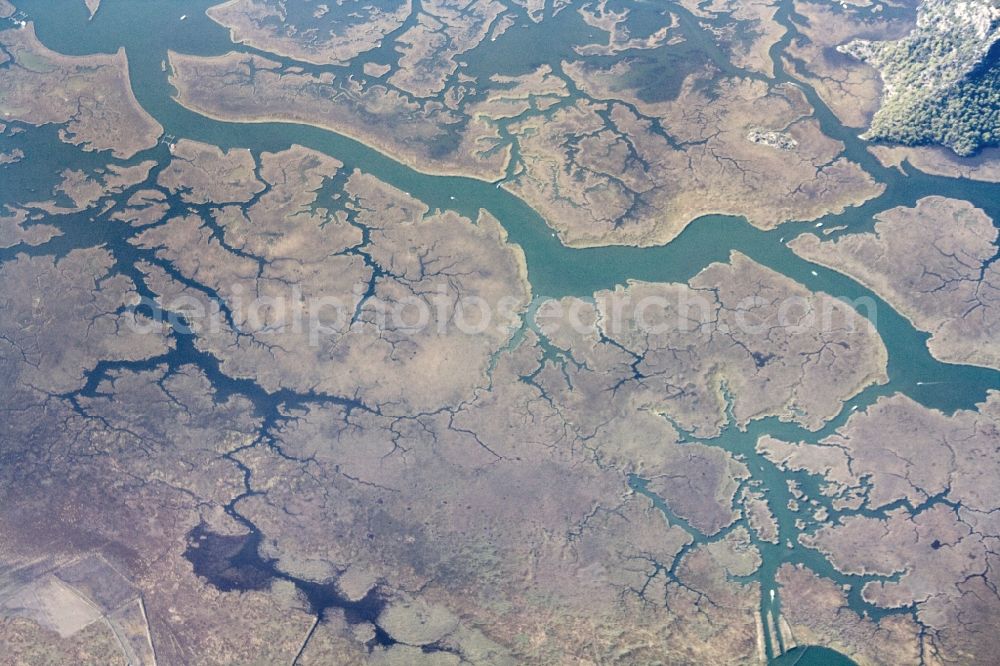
[4,0,999,661]
[773,646,858,666]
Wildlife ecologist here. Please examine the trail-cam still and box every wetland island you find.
[1,0,999,664]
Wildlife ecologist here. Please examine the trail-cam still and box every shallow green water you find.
[14,0,1000,412]
[772,646,858,666]
[5,0,1000,661]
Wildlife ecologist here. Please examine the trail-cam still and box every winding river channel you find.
[8,0,1000,662]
